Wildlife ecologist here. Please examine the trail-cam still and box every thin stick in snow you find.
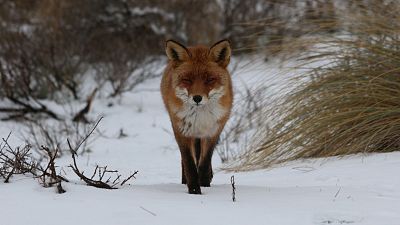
[140,206,157,216]
[334,187,341,199]
[231,175,236,202]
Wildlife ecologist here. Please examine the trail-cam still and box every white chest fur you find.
[174,87,227,138]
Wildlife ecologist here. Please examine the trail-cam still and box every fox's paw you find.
[188,184,201,194]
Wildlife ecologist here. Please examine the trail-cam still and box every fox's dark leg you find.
[181,160,186,184]
[198,137,218,187]
[175,135,201,194]
[181,147,201,194]
[194,138,201,167]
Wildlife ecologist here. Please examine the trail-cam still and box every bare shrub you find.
[0,133,37,182]
[95,58,161,98]
[0,2,85,120]
[1,117,138,192]
[67,117,138,189]
[69,154,138,189]
[0,0,166,120]
[23,119,99,158]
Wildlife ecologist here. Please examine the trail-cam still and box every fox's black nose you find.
[193,95,202,104]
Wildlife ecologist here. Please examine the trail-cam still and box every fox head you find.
[165,39,232,108]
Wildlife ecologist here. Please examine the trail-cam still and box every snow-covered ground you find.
[0,58,399,225]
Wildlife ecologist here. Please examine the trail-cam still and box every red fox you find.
[161,39,233,194]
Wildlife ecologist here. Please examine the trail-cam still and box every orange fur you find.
[161,40,233,194]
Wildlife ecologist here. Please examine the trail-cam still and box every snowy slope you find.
[0,58,399,225]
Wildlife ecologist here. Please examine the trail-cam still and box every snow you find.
[0,57,399,225]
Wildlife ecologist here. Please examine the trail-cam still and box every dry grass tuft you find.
[234,1,400,170]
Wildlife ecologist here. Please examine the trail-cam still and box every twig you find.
[334,187,341,199]
[140,206,157,216]
[120,171,138,186]
[68,117,103,154]
[231,175,236,202]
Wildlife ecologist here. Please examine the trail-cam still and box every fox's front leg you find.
[198,137,218,187]
[181,160,186,184]
[181,147,201,194]
[176,136,201,194]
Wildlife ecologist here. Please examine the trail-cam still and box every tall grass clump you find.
[236,1,400,170]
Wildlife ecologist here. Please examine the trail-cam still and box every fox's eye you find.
[205,77,216,84]
[181,78,192,85]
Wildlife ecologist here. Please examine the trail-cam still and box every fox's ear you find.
[165,40,190,62]
[209,39,231,67]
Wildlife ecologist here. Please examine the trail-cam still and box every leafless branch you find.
[67,117,138,189]
[73,88,98,123]
[36,145,68,193]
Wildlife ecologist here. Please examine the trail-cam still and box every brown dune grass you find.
[233,1,400,170]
